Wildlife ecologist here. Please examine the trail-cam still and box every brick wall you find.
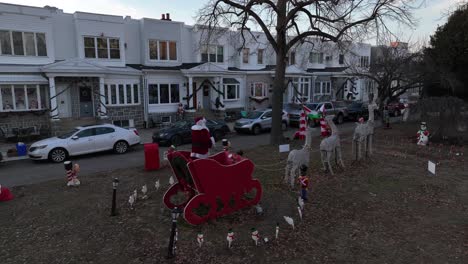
[0,111,50,137]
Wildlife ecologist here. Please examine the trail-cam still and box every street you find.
[0,122,359,187]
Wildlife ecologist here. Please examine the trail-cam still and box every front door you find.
[203,84,210,110]
[57,84,72,118]
[79,85,93,117]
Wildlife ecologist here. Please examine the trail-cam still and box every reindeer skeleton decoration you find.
[352,90,379,161]
[320,115,345,174]
[284,128,313,188]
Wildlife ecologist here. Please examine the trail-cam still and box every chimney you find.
[161,14,166,20]
[166,13,171,21]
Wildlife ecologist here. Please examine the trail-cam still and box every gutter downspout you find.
[142,73,149,128]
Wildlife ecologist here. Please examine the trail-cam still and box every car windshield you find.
[245,111,263,119]
[348,102,363,108]
[173,121,189,128]
[284,104,301,111]
[306,103,320,111]
[57,128,79,139]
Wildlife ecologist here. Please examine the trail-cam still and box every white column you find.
[99,77,107,118]
[49,76,59,120]
[188,76,193,109]
[219,76,224,110]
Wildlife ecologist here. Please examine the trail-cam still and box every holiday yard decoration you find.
[163,150,262,225]
[320,115,345,174]
[169,176,175,186]
[275,223,279,239]
[352,91,378,161]
[227,229,235,248]
[417,122,430,146]
[251,228,260,246]
[154,180,160,191]
[141,185,148,199]
[283,216,295,230]
[0,184,14,202]
[197,232,204,247]
[298,165,309,202]
[64,161,80,187]
[191,116,215,159]
[128,194,135,210]
[284,128,313,188]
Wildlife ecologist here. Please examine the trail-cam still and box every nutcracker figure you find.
[298,164,309,201]
[417,122,430,146]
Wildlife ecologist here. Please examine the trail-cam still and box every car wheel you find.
[48,148,68,163]
[213,130,224,141]
[114,140,129,154]
[171,135,183,146]
[252,125,261,135]
[337,114,344,124]
[281,121,288,131]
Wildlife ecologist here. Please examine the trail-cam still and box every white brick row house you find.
[0,3,373,137]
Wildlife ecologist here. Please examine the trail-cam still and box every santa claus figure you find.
[417,122,430,146]
[0,184,14,202]
[191,116,215,159]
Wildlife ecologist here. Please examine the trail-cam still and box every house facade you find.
[0,3,373,137]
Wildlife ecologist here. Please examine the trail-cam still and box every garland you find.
[249,96,269,103]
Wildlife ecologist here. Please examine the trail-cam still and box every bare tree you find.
[197,0,420,144]
[346,37,426,105]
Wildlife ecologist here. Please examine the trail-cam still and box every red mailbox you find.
[144,143,160,171]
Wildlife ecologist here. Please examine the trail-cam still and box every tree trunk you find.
[270,0,287,145]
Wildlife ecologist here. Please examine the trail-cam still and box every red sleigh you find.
[163,151,263,225]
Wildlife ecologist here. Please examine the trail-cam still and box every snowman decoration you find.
[417,122,430,146]
[251,228,260,246]
[196,232,204,247]
[226,228,235,248]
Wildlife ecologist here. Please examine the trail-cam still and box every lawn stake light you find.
[275,223,279,239]
[111,178,119,216]
[167,207,182,259]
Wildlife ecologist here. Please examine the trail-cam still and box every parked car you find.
[346,102,380,121]
[387,101,406,116]
[285,103,321,127]
[308,101,349,126]
[28,124,141,163]
[152,119,230,146]
[234,109,289,135]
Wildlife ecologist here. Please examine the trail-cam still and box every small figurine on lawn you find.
[227,228,235,248]
[197,232,204,247]
[251,228,260,246]
[64,161,80,187]
[417,122,430,146]
[0,184,14,202]
[298,164,309,202]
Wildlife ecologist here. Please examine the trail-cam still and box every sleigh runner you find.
[163,150,263,225]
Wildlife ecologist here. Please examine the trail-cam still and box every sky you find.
[1,0,465,45]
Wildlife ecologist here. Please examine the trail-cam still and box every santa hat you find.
[195,116,204,123]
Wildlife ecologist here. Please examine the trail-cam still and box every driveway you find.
[0,121,362,187]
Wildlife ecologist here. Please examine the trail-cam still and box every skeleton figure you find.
[284,128,313,188]
[320,115,345,174]
[352,92,378,161]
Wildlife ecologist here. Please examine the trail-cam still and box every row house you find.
[0,3,373,137]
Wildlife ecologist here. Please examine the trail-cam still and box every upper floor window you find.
[201,45,224,63]
[84,36,120,59]
[1,84,49,112]
[242,48,250,64]
[250,82,267,97]
[309,52,324,64]
[104,83,140,106]
[148,83,180,104]
[359,56,370,67]
[0,30,47,57]
[325,55,333,62]
[289,51,296,65]
[339,54,345,64]
[149,40,177,61]
[257,49,264,64]
[293,77,310,102]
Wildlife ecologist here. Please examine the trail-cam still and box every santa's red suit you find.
[191,117,215,159]
[0,184,14,202]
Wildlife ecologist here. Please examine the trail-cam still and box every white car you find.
[29,124,141,163]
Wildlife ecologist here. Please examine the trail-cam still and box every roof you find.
[228,65,276,71]
[306,67,348,73]
[127,63,203,71]
[41,59,142,76]
[0,74,48,84]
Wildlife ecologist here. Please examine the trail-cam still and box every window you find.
[339,54,345,64]
[325,103,333,110]
[76,128,95,138]
[148,83,180,104]
[289,52,296,65]
[257,49,264,64]
[309,52,323,64]
[0,31,47,56]
[314,81,332,95]
[0,84,48,111]
[83,36,120,59]
[201,45,224,63]
[250,82,267,97]
[223,84,240,100]
[148,40,177,61]
[104,83,140,106]
[292,77,310,102]
[360,56,370,67]
[325,55,333,62]
[95,127,115,135]
[242,48,250,64]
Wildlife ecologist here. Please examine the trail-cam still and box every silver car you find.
[234,109,289,135]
